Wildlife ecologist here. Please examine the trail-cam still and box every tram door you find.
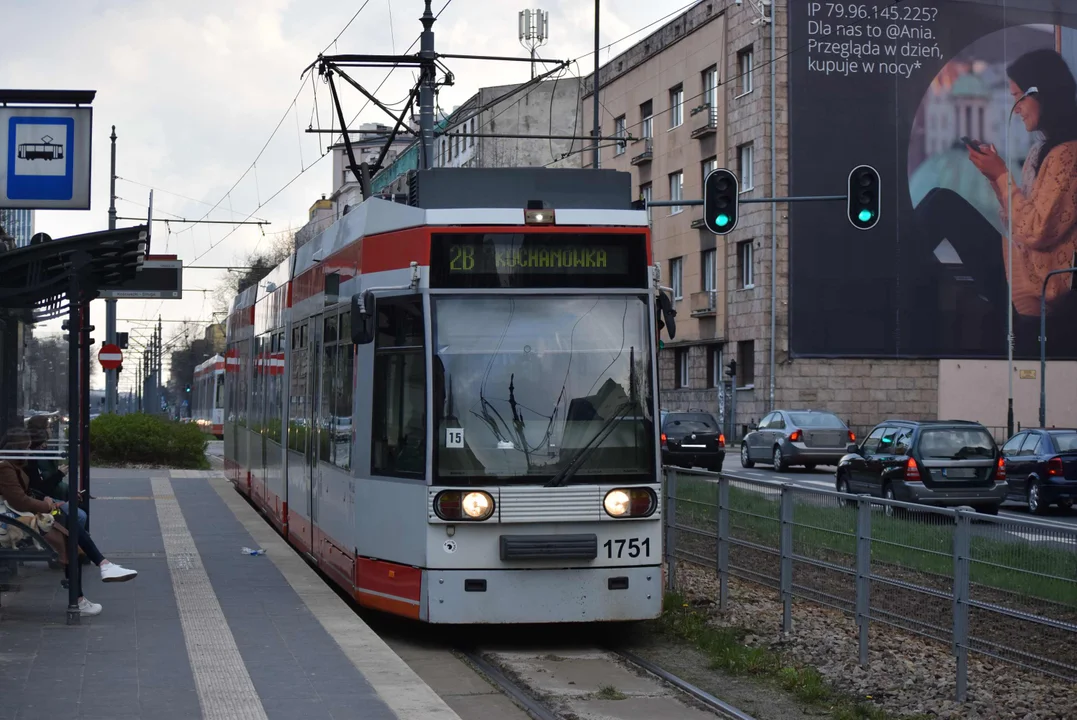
[304,315,323,555]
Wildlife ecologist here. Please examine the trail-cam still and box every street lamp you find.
[1005,86,1038,437]
[1039,266,1077,427]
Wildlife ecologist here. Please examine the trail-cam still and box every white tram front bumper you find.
[422,483,664,623]
[424,565,662,624]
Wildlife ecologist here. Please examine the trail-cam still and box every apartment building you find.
[371,78,583,194]
[584,0,945,434]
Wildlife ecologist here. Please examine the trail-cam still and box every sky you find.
[3,0,693,394]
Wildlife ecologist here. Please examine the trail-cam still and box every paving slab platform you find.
[0,469,462,720]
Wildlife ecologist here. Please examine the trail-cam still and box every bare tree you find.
[212,229,295,316]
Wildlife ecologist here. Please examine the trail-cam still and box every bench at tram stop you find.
[0,444,70,607]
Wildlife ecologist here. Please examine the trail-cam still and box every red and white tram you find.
[192,354,225,438]
[224,168,672,623]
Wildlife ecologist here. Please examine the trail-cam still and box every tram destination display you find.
[431,232,648,289]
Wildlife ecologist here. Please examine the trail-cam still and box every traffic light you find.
[116,332,129,349]
[185,384,191,393]
[704,169,740,235]
[725,359,737,378]
[847,165,881,230]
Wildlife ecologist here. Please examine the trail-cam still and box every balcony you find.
[690,105,718,139]
[630,138,653,166]
[690,290,718,317]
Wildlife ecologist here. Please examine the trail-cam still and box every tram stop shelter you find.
[0,224,148,624]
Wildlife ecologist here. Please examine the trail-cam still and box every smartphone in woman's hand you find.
[961,136,985,153]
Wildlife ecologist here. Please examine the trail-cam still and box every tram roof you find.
[229,168,646,316]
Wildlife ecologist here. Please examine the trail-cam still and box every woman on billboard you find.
[917,47,1077,353]
[967,49,1077,320]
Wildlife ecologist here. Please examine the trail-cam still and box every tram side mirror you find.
[657,291,677,340]
[351,291,376,345]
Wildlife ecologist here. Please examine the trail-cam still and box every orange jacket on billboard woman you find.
[995,138,1077,316]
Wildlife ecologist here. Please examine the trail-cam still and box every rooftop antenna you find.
[518,8,549,80]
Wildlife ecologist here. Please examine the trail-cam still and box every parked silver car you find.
[741,409,857,471]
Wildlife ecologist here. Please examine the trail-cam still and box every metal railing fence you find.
[663,468,1077,701]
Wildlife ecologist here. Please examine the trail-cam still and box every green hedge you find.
[91,414,209,469]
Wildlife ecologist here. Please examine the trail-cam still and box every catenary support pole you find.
[592,0,600,169]
[105,126,117,414]
[418,0,436,170]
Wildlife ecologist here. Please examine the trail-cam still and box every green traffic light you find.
[858,209,873,223]
[716,213,730,227]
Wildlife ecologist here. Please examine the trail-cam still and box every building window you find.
[738,143,754,191]
[614,115,627,155]
[470,118,476,148]
[675,348,689,388]
[670,257,683,300]
[440,139,447,166]
[702,156,717,188]
[669,85,683,128]
[707,345,722,388]
[737,340,755,386]
[640,100,653,139]
[703,66,719,108]
[737,241,754,289]
[738,47,754,95]
[371,296,426,478]
[702,249,716,292]
[640,182,652,225]
[669,171,684,214]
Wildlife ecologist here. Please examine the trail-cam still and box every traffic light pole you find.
[646,195,846,207]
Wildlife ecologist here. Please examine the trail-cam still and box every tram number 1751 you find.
[603,537,651,560]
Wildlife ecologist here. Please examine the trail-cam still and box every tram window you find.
[372,296,426,478]
[376,298,424,348]
[288,326,308,453]
[324,315,338,343]
[320,343,336,464]
[334,340,354,470]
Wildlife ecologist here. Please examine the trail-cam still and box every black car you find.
[1000,428,1077,514]
[836,419,1007,514]
[660,411,725,472]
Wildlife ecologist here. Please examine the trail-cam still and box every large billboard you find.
[789,1,1077,359]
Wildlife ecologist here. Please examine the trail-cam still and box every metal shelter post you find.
[65,252,91,625]
[80,298,92,532]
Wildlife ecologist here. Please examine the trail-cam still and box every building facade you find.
[584,1,966,437]
[0,208,34,247]
[371,78,584,194]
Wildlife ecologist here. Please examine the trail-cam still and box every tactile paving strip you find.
[152,476,269,720]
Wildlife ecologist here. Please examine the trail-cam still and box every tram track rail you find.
[460,646,757,720]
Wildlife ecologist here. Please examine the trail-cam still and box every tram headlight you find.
[434,490,495,521]
[603,488,657,519]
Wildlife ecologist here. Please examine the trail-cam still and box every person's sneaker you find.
[78,597,102,616]
[100,562,137,583]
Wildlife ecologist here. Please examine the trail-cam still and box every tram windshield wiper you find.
[545,401,634,488]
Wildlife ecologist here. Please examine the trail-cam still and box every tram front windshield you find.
[433,295,656,484]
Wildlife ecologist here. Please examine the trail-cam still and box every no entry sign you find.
[98,343,123,370]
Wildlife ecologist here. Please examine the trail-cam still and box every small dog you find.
[0,511,55,549]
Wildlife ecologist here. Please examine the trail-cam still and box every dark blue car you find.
[1000,428,1077,514]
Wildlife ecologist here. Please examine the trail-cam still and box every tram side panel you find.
[310,309,358,592]
[350,291,430,619]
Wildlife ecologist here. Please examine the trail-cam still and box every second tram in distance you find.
[224,168,671,624]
